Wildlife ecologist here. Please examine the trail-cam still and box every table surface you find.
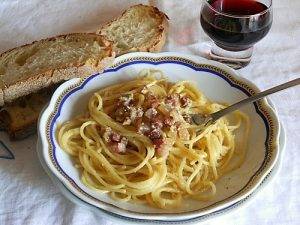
[0,0,299,225]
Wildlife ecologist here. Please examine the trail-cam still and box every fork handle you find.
[211,78,300,121]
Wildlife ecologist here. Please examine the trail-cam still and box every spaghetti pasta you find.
[57,69,250,208]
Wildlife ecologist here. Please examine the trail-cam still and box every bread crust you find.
[98,4,169,55]
[0,33,114,105]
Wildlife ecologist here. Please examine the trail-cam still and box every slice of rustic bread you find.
[0,84,59,139]
[0,33,114,106]
[98,4,168,55]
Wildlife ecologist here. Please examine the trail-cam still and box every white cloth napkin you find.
[0,0,299,225]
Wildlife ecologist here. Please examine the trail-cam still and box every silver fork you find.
[191,78,300,126]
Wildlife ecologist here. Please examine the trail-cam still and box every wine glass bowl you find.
[200,0,273,69]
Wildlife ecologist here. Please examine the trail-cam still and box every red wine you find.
[201,0,272,51]
[210,0,267,15]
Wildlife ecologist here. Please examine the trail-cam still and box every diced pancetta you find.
[180,95,191,108]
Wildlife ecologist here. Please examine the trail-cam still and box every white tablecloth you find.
[0,0,299,224]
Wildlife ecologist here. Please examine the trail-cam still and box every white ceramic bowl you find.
[38,52,280,222]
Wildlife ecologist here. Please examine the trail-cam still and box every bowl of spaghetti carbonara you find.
[38,52,280,222]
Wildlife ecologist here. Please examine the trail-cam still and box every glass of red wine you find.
[200,0,273,69]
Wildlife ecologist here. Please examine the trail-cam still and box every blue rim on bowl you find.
[38,52,280,221]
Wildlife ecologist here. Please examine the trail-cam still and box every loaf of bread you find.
[0,4,169,140]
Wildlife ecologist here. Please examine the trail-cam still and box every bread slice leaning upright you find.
[0,33,114,106]
[98,4,169,55]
